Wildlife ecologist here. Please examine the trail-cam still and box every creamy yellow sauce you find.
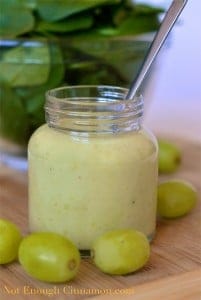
[28,124,158,249]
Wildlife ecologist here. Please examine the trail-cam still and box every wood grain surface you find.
[0,138,201,300]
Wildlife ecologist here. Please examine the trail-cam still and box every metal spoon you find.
[126,0,188,100]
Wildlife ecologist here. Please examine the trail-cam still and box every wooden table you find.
[0,138,201,300]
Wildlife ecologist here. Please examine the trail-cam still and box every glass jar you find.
[28,85,158,250]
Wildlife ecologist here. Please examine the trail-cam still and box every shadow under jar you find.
[28,85,158,251]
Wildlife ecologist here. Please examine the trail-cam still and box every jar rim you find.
[45,85,143,135]
[46,84,138,103]
[46,84,128,95]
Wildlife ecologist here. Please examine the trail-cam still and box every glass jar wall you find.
[28,85,158,250]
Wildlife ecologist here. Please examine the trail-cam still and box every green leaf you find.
[95,27,119,36]
[36,14,93,33]
[0,0,36,9]
[0,84,29,145]
[24,0,37,10]
[14,43,64,132]
[133,4,164,16]
[25,91,46,128]
[70,64,127,86]
[36,0,120,22]
[15,85,45,113]
[112,7,128,26]
[24,91,44,114]
[118,15,160,36]
[15,86,46,133]
[0,42,50,87]
[47,43,65,87]
[0,3,34,37]
[67,37,151,85]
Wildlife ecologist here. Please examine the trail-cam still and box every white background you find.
[141,0,201,143]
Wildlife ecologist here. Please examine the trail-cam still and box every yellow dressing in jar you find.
[28,86,158,250]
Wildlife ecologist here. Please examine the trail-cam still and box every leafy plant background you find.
[0,0,163,147]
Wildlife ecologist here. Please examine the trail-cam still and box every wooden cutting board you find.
[0,137,201,300]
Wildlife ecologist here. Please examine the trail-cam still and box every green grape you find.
[18,232,80,282]
[0,218,22,264]
[158,139,181,173]
[91,229,150,275]
[157,180,197,218]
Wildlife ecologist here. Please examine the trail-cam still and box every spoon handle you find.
[126,0,188,100]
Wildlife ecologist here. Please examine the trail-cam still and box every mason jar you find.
[28,85,158,250]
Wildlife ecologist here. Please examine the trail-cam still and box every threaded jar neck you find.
[45,85,143,136]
